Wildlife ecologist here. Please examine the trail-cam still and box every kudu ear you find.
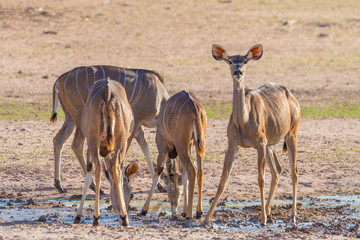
[125,161,139,181]
[212,44,229,61]
[246,44,263,61]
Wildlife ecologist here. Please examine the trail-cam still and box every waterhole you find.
[0,194,359,234]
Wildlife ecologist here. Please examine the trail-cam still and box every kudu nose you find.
[234,70,242,76]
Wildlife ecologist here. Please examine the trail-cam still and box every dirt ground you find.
[1,0,360,239]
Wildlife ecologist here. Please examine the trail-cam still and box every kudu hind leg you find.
[53,113,75,193]
[179,152,196,219]
[265,146,283,218]
[195,145,204,218]
[286,134,299,223]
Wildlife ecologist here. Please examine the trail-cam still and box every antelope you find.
[140,91,207,219]
[73,79,135,226]
[203,44,301,226]
[50,65,169,193]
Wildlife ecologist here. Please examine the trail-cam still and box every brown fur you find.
[75,79,134,226]
[141,91,207,219]
[204,44,301,226]
[50,65,169,193]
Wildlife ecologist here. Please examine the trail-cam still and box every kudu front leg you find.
[202,143,238,225]
[134,126,166,193]
[74,169,92,224]
[140,152,167,216]
[257,143,267,226]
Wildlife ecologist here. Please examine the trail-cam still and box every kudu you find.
[73,79,135,226]
[50,65,169,193]
[140,91,207,219]
[203,44,301,226]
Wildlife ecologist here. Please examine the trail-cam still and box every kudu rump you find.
[203,44,301,226]
[140,91,207,219]
[50,66,169,193]
[74,79,136,226]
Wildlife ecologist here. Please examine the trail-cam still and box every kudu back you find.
[140,91,207,219]
[74,79,135,226]
[50,65,169,193]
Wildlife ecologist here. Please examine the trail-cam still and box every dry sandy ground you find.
[1,0,360,239]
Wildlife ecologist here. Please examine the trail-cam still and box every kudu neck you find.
[232,77,249,126]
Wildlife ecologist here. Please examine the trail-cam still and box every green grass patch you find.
[204,101,360,119]
[0,101,64,121]
[301,104,360,118]
[204,101,232,119]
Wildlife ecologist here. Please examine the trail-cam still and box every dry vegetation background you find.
[0,0,360,239]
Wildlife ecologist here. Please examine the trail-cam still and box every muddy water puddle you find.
[0,194,359,236]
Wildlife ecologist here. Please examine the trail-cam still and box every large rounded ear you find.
[125,161,139,180]
[246,44,263,61]
[212,44,229,61]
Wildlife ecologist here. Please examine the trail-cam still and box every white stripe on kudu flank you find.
[132,74,145,107]
[76,68,85,105]
[64,70,78,113]
[118,68,122,83]
[123,68,127,88]
[89,85,105,107]
[101,66,105,80]
[129,69,139,103]
[162,94,176,135]
[85,67,90,91]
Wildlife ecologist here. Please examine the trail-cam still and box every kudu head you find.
[163,157,183,215]
[212,44,263,85]
[103,159,139,212]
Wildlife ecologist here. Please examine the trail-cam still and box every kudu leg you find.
[181,171,188,218]
[93,162,102,226]
[71,128,103,194]
[196,149,204,218]
[134,126,166,193]
[53,113,75,193]
[180,153,196,219]
[257,143,267,225]
[113,162,129,226]
[140,152,167,216]
[74,171,92,223]
[286,134,299,223]
[265,146,283,219]
[202,143,239,225]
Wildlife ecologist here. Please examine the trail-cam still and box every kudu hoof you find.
[139,209,148,216]
[92,216,100,226]
[196,211,203,219]
[54,179,67,193]
[291,215,296,223]
[89,182,105,195]
[120,215,129,226]
[73,216,81,224]
[156,183,167,193]
[181,213,186,218]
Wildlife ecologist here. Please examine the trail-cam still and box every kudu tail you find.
[50,81,59,123]
[99,96,116,157]
[192,110,205,157]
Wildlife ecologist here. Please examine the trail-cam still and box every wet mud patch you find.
[0,194,359,238]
